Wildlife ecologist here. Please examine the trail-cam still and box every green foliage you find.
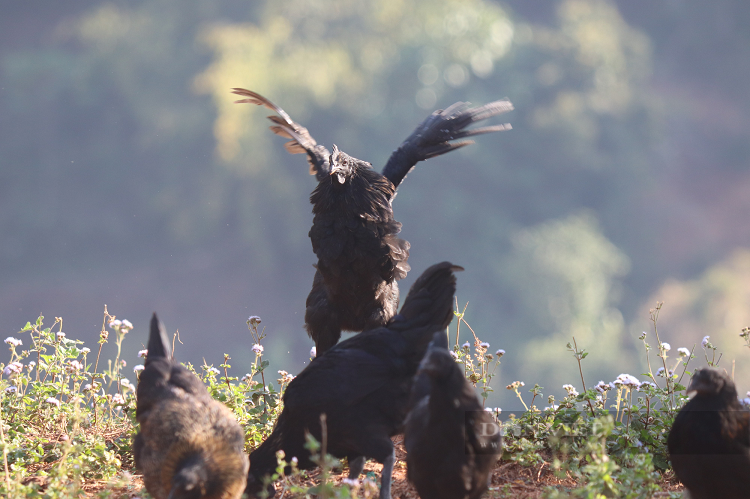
[0,310,286,498]
[0,311,134,498]
[5,301,745,497]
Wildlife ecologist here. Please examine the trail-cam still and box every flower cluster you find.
[4,336,22,347]
[277,370,294,384]
[66,359,84,373]
[595,380,613,393]
[108,319,133,332]
[614,373,640,389]
[562,384,579,397]
[3,361,23,377]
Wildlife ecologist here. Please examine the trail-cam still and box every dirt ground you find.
[79,435,685,498]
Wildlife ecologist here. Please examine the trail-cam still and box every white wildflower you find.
[121,319,133,330]
[3,361,23,377]
[638,331,647,340]
[616,374,640,388]
[109,320,122,329]
[81,347,90,355]
[112,393,125,405]
[241,373,253,382]
[56,332,66,340]
[206,367,220,376]
[248,315,262,325]
[595,380,611,393]
[133,365,145,373]
[252,344,264,355]
[45,397,61,407]
[701,335,710,348]
[461,341,470,350]
[562,384,579,397]
[138,349,148,358]
[660,342,671,352]
[4,337,22,347]
[677,347,690,357]
[479,342,490,349]
[5,386,17,393]
[449,351,458,360]
[66,360,83,373]
[495,349,505,357]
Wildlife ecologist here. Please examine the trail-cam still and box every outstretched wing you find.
[232,88,331,179]
[381,99,513,189]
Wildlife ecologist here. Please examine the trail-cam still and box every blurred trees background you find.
[2,0,749,406]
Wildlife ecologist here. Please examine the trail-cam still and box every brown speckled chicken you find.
[134,313,249,499]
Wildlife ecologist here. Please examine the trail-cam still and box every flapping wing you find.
[381,99,513,189]
[232,88,331,179]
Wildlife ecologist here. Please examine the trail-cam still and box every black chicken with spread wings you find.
[233,89,511,353]
[244,262,462,499]
[667,368,750,499]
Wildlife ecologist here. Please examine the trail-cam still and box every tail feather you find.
[146,313,171,365]
[398,261,462,325]
[391,261,462,339]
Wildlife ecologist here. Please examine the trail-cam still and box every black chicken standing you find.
[667,368,750,499]
[134,314,249,499]
[233,88,511,354]
[244,262,462,499]
[404,331,501,499]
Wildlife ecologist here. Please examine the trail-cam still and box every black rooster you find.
[245,262,462,499]
[404,331,501,499]
[233,88,511,354]
[667,368,750,499]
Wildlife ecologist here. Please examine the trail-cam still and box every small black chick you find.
[232,89,511,354]
[245,262,463,499]
[134,313,249,499]
[404,331,501,499]
[667,368,750,499]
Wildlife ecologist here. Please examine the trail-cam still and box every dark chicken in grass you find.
[233,88,511,354]
[667,368,750,499]
[244,262,463,499]
[404,331,501,499]
[134,314,249,499]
